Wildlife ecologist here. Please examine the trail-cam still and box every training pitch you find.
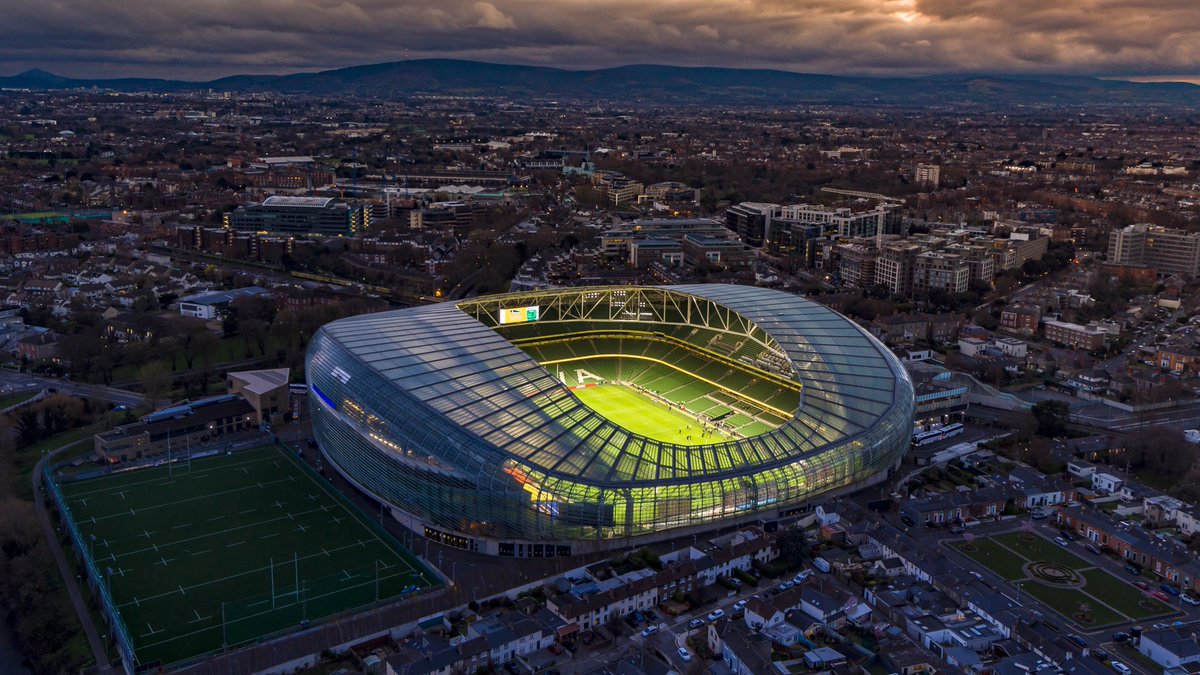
[573,384,733,446]
[57,445,435,668]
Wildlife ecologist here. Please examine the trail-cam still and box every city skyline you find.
[3,0,1200,81]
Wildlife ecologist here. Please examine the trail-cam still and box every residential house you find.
[1139,625,1200,670]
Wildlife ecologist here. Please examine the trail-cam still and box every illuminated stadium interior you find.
[307,285,914,556]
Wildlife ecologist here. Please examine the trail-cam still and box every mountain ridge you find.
[3,59,1198,106]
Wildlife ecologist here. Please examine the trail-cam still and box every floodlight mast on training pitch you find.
[306,284,915,557]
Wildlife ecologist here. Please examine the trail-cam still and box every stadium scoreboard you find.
[499,305,540,325]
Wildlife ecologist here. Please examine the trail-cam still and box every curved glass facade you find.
[307,285,913,551]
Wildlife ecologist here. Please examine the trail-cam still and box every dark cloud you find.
[1,0,1198,80]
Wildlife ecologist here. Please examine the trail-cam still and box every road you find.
[31,438,114,673]
[0,370,146,408]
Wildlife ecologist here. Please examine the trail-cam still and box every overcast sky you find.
[2,0,1199,81]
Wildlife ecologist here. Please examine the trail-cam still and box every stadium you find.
[306,285,914,556]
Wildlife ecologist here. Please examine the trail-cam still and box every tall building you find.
[726,202,902,248]
[225,196,369,237]
[837,243,878,288]
[944,243,995,283]
[724,202,774,247]
[915,163,941,188]
[1107,224,1200,278]
[913,252,970,295]
[875,243,923,294]
[774,203,902,238]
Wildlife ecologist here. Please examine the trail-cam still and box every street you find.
[0,369,146,408]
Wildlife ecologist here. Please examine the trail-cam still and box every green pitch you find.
[57,445,435,668]
[573,384,732,445]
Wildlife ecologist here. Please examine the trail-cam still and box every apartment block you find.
[1044,319,1106,350]
[913,251,970,295]
[1108,223,1200,277]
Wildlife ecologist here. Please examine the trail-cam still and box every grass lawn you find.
[1019,583,1125,628]
[55,445,435,668]
[0,389,38,410]
[953,538,1029,580]
[574,384,733,446]
[1080,569,1172,619]
[993,531,1092,570]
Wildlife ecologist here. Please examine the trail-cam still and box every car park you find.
[707,609,725,622]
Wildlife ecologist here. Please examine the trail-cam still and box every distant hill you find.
[3,59,1199,106]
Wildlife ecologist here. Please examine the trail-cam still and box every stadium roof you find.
[318,285,910,488]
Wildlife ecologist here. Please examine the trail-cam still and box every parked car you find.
[1032,511,1049,520]
[793,569,814,584]
[732,600,748,612]
[1110,660,1132,675]
[1134,580,1150,591]
[1067,634,1087,647]
[1054,536,1070,547]
[644,609,657,621]
[707,609,725,622]
[900,515,916,526]
[677,647,692,663]
[1092,648,1109,661]
[1060,530,1077,541]
[1152,591,1172,603]
[687,618,705,629]
[1182,594,1200,606]
[640,625,657,638]
[1124,564,1141,576]
[1085,544,1101,555]
[1111,631,1130,643]
[949,525,964,534]
[1161,583,1181,596]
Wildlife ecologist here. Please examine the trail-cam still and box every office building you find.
[224,196,369,237]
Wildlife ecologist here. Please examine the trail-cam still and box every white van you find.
[813,557,831,573]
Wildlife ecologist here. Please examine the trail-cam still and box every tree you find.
[177,318,218,370]
[778,528,808,567]
[1031,400,1070,437]
[137,361,172,405]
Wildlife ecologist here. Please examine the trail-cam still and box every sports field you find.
[952,532,1172,627]
[573,384,732,445]
[57,445,435,668]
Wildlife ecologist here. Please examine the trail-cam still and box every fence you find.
[43,462,137,675]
